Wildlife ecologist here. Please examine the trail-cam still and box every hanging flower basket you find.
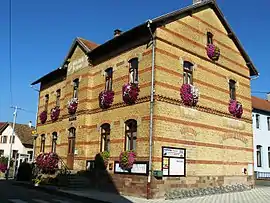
[50,106,60,121]
[228,99,243,118]
[39,111,47,124]
[100,151,110,169]
[180,84,199,106]
[99,90,115,109]
[67,98,78,114]
[122,83,140,105]
[119,150,136,171]
[207,44,220,61]
[36,152,59,174]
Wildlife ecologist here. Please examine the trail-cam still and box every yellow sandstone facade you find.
[32,1,258,199]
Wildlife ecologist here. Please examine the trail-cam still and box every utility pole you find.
[6,106,23,180]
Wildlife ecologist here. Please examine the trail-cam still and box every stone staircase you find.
[67,173,91,189]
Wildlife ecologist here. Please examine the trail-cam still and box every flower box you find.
[50,106,60,121]
[122,83,140,105]
[67,98,78,114]
[39,111,47,124]
[180,84,199,106]
[119,150,136,171]
[207,44,220,61]
[228,99,243,118]
[99,90,114,109]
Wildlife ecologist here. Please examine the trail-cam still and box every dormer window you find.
[183,61,193,85]
[105,68,113,91]
[229,79,236,100]
[207,32,213,44]
[129,58,138,84]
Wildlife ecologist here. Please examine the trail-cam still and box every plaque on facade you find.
[114,161,148,175]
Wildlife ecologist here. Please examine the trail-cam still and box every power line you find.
[9,0,13,105]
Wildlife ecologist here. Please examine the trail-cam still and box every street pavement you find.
[0,180,103,203]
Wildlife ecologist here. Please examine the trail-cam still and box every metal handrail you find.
[58,156,71,175]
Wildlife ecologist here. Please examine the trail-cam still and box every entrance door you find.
[67,128,76,169]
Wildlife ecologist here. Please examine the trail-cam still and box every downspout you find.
[147,19,155,200]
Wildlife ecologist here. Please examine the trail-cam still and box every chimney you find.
[267,93,270,101]
[114,29,122,37]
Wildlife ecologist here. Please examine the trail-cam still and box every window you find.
[73,79,79,98]
[68,128,76,154]
[207,32,213,44]
[51,132,57,153]
[183,61,193,85]
[44,94,49,111]
[9,136,15,144]
[229,79,236,100]
[40,134,45,153]
[56,89,61,107]
[268,147,270,168]
[100,124,110,152]
[2,136,7,144]
[12,150,18,159]
[257,145,262,167]
[267,117,270,131]
[27,151,33,161]
[105,68,113,91]
[256,114,260,129]
[129,58,139,84]
[0,150,4,156]
[125,119,137,151]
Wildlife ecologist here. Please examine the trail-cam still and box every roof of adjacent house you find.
[252,96,270,113]
[31,0,259,86]
[0,122,34,148]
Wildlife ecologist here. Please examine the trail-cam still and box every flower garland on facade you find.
[36,152,59,174]
[99,90,115,109]
[180,84,199,106]
[228,99,243,118]
[122,83,140,105]
[119,150,136,171]
[67,98,78,114]
[207,44,220,61]
[39,111,47,124]
[50,106,60,121]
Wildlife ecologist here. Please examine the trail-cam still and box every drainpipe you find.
[147,19,155,200]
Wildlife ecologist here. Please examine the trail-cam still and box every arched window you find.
[257,145,262,167]
[125,119,137,151]
[183,61,193,85]
[68,128,76,155]
[100,124,110,152]
[40,134,45,153]
[105,68,113,91]
[51,132,57,153]
[129,58,138,84]
[229,79,236,100]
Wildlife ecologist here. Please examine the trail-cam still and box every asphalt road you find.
[0,180,103,203]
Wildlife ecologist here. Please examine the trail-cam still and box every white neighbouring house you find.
[0,122,34,164]
[252,95,270,177]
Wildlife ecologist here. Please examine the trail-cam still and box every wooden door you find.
[67,136,75,169]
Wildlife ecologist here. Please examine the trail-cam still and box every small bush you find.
[16,162,32,181]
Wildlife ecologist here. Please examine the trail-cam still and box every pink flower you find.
[50,106,60,121]
[119,150,136,170]
[36,152,59,174]
[228,100,243,118]
[99,90,115,109]
[39,111,47,124]
[67,98,78,114]
[207,44,220,61]
[122,83,140,105]
[180,84,199,106]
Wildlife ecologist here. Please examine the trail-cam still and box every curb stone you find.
[12,181,108,203]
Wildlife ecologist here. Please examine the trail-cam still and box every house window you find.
[56,89,61,107]
[256,114,260,129]
[229,79,236,100]
[257,145,262,167]
[51,132,57,153]
[105,68,113,91]
[125,119,137,151]
[12,150,18,159]
[9,136,15,144]
[207,32,213,44]
[44,94,49,111]
[2,136,7,144]
[40,134,45,153]
[27,151,33,161]
[129,58,139,84]
[183,61,193,85]
[267,117,270,131]
[73,79,79,98]
[0,150,4,156]
[68,128,76,154]
[100,124,110,152]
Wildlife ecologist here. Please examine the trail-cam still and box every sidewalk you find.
[12,181,270,203]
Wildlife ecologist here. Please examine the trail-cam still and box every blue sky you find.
[0,0,269,124]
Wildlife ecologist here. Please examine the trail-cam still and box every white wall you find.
[0,126,33,161]
[253,111,270,172]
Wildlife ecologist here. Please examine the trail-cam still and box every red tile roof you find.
[78,37,99,50]
[252,96,270,112]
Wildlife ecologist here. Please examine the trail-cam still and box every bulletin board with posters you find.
[162,147,186,177]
